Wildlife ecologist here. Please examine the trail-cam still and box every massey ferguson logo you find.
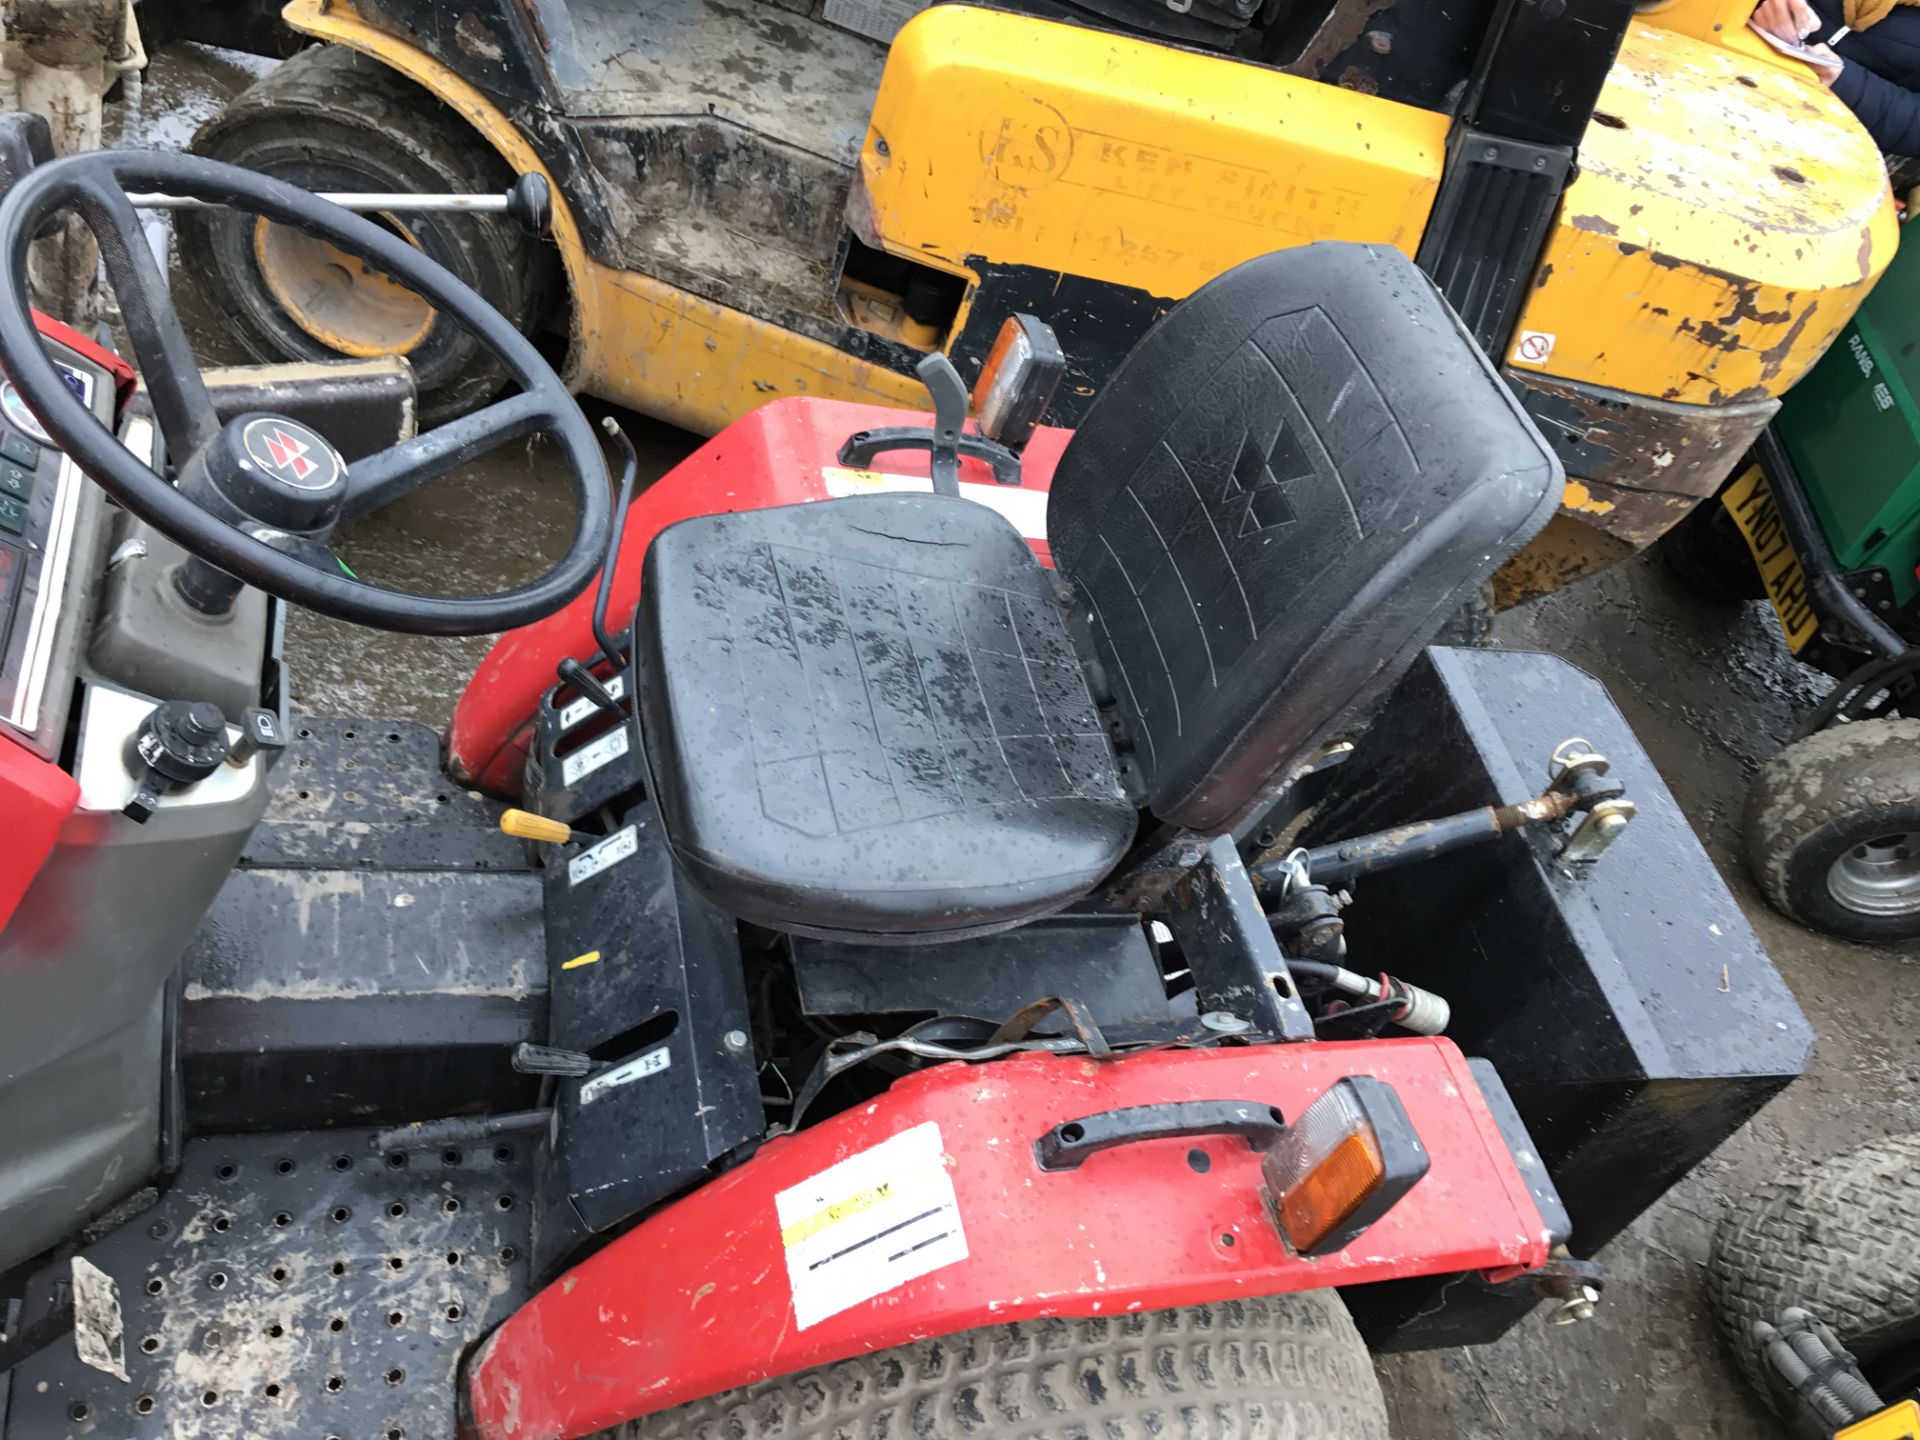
[263,426,316,481]
[242,416,338,490]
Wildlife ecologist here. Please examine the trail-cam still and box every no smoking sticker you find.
[1513,330,1556,367]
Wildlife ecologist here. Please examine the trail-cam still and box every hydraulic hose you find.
[1752,1311,1885,1429]
[1781,1308,1884,1420]
[1281,959,1451,1035]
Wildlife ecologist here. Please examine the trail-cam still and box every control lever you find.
[512,1042,594,1078]
[228,707,287,767]
[125,172,555,238]
[556,658,623,722]
[122,700,229,823]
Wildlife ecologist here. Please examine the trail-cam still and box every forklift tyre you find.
[1745,718,1920,943]
[1708,1130,1920,1412]
[183,45,559,426]
[1657,493,1766,601]
[620,1294,1390,1438]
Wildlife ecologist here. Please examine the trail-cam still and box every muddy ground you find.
[106,42,1920,1440]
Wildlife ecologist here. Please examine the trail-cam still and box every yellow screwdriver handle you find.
[500,808,572,844]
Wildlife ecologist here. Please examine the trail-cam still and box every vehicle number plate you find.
[1722,463,1819,653]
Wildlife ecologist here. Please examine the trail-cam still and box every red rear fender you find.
[467,1041,1556,1439]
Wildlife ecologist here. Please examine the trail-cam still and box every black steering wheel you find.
[0,150,609,636]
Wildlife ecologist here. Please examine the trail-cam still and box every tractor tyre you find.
[618,1294,1390,1439]
[183,45,560,425]
[1658,494,1766,600]
[1745,718,1920,942]
[1708,1131,1920,1412]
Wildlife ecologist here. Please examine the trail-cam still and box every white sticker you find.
[1512,330,1556,367]
[822,465,1048,543]
[579,1044,671,1105]
[560,674,626,730]
[569,824,638,886]
[776,1121,968,1330]
[560,725,630,786]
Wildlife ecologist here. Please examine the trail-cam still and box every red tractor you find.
[0,143,1809,1439]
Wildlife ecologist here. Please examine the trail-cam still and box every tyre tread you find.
[183,45,559,422]
[1743,717,1920,941]
[613,1295,1390,1440]
[1709,1130,1920,1405]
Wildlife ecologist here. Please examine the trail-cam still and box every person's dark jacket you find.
[1814,0,1920,154]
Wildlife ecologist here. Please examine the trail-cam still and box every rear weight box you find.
[1313,647,1811,1348]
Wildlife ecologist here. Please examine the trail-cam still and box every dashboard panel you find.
[0,335,114,758]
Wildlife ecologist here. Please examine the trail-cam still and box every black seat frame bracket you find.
[1164,836,1314,1041]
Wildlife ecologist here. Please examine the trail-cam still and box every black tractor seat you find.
[637,242,1564,941]
[636,488,1135,939]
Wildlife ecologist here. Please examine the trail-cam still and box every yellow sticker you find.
[773,1122,969,1330]
[1721,464,1819,653]
[820,465,1048,541]
[1838,1399,1920,1440]
[779,1181,893,1248]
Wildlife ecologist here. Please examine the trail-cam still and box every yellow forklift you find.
[148,0,1895,599]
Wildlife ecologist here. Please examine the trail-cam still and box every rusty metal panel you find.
[1493,366,1778,603]
[1507,22,1894,405]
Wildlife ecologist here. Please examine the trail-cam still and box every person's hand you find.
[1753,0,1821,39]
[1804,40,1844,81]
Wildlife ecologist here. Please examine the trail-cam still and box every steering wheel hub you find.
[190,412,348,530]
[238,415,344,494]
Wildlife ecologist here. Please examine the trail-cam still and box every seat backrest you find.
[1046,242,1562,834]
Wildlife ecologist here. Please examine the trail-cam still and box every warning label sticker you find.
[560,674,625,730]
[568,824,637,886]
[1512,330,1556,367]
[775,1121,968,1330]
[822,466,1048,543]
[560,724,629,787]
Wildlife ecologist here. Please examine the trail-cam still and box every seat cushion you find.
[636,491,1135,938]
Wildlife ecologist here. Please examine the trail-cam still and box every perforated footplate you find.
[8,1130,534,1439]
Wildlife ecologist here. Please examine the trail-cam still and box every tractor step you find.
[6,1129,535,1439]
[179,716,544,1134]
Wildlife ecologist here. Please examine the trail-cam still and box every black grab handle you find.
[1033,1100,1288,1172]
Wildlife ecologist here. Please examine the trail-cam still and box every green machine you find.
[1663,221,1920,943]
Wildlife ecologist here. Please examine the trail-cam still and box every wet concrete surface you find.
[109,40,1920,1440]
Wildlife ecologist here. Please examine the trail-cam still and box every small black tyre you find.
[614,1294,1390,1439]
[1708,1131,1920,1410]
[1658,494,1766,600]
[1745,718,1920,942]
[183,45,559,424]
